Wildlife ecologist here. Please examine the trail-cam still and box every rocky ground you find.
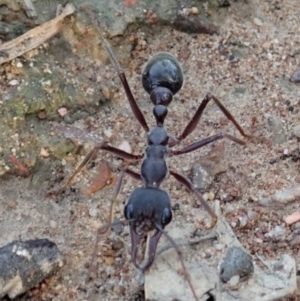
[0,0,300,300]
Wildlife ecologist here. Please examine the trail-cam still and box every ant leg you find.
[171,132,246,156]
[66,142,143,188]
[116,69,149,133]
[170,93,251,147]
[101,39,149,132]
[155,224,200,301]
[83,6,149,132]
[108,168,142,227]
[169,170,217,229]
[88,167,141,280]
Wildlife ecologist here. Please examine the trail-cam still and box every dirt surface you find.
[1,0,300,300]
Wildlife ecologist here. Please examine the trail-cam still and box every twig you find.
[156,231,218,255]
[23,0,37,18]
[0,4,75,65]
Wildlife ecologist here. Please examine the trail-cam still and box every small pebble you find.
[50,220,58,229]
[284,211,300,225]
[43,64,52,74]
[9,79,19,86]
[207,191,215,201]
[89,208,98,218]
[239,215,248,227]
[118,140,132,154]
[228,54,235,61]
[112,218,123,235]
[291,70,300,83]
[37,111,46,120]
[220,247,254,282]
[253,17,263,26]
[224,203,234,214]
[58,107,68,117]
[228,275,240,286]
[191,7,199,15]
[16,62,23,68]
[247,278,254,286]
[111,239,124,251]
[8,200,17,209]
[105,257,115,265]
[40,147,50,157]
[265,225,285,238]
[267,116,286,144]
[215,243,225,251]
[247,210,258,221]
[292,125,300,138]
[290,235,300,246]
[104,129,113,138]
[102,86,111,99]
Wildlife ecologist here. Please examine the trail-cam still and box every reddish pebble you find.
[284,211,300,225]
[58,107,68,117]
[37,111,46,119]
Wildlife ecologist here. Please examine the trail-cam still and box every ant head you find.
[124,187,172,229]
[124,187,172,271]
[142,52,184,99]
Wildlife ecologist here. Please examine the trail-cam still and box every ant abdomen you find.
[141,53,184,104]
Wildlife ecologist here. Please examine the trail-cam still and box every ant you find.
[59,7,252,301]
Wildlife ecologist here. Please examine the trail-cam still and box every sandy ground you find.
[1,0,300,300]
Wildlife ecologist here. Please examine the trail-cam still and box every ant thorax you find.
[141,145,168,188]
[147,126,169,146]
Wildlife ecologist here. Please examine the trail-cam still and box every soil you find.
[1,0,300,300]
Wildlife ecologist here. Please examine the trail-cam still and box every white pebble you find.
[16,62,23,68]
[89,208,98,217]
[253,17,263,26]
[239,215,248,227]
[9,79,19,86]
[50,220,58,229]
[265,225,285,238]
[118,140,132,154]
[231,221,237,228]
[267,52,273,60]
[228,275,240,286]
[104,129,113,138]
[214,243,225,251]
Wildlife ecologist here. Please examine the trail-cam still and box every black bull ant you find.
[57,16,251,301]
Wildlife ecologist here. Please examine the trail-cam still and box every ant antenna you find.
[82,5,121,71]
[155,223,200,301]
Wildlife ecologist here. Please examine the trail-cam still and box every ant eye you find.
[161,207,172,226]
[124,204,134,220]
